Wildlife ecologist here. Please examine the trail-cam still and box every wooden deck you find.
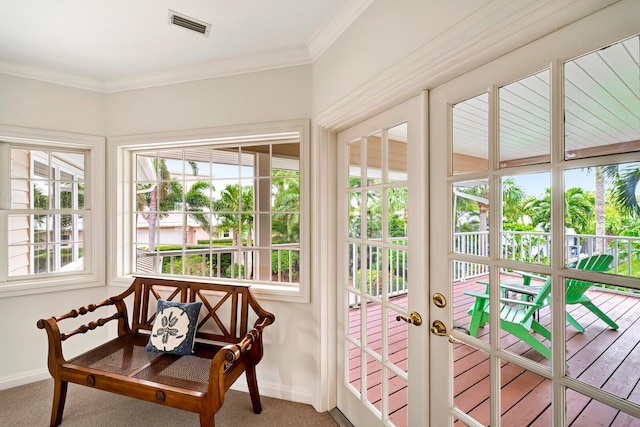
[349,276,640,426]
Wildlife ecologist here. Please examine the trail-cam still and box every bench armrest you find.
[36,284,136,366]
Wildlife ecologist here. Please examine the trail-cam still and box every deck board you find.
[349,275,640,426]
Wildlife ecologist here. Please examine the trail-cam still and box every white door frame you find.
[335,93,429,426]
[428,7,640,426]
[313,2,639,424]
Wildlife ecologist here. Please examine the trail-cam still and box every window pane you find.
[501,365,551,425]
[131,138,302,286]
[454,343,490,426]
[10,148,31,178]
[565,36,640,159]
[367,189,382,239]
[7,146,88,278]
[387,123,407,183]
[501,173,551,265]
[212,147,240,179]
[499,70,550,167]
[455,261,489,343]
[349,191,362,239]
[271,176,300,212]
[564,163,640,278]
[387,186,407,242]
[453,179,489,256]
[452,93,488,174]
[349,139,362,188]
[366,132,383,186]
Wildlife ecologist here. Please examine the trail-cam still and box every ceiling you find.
[0,0,372,92]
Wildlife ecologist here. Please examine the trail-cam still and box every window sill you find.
[0,273,104,298]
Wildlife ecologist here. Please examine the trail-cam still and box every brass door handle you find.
[431,320,460,343]
[430,320,447,336]
[396,311,422,326]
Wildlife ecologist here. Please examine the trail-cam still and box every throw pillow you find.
[146,299,202,355]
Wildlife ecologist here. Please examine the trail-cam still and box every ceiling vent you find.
[168,10,211,37]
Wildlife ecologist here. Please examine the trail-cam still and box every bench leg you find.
[246,365,262,414]
[50,379,68,427]
[199,411,215,427]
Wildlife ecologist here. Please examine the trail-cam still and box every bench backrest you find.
[129,276,273,345]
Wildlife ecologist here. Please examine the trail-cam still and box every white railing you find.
[454,232,490,281]
[136,243,300,285]
[452,230,640,282]
[348,241,409,301]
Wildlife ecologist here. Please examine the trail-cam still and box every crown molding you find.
[307,0,375,61]
[103,46,312,92]
[0,60,104,92]
[315,0,621,131]
[0,46,313,93]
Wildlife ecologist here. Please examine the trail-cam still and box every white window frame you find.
[108,119,310,303]
[0,125,105,297]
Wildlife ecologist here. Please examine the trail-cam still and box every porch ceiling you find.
[453,36,640,163]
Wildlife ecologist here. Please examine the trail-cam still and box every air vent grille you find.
[168,10,211,36]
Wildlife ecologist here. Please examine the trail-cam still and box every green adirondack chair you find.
[563,254,618,331]
[502,254,618,332]
[464,279,552,359]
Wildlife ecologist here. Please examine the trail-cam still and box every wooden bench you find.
[37,276,275,427]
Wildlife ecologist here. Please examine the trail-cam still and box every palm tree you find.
[213,183,254,273]
[272,170,300,243]
[589,164,639,252]
[502,178,526,225]
[611,166,640,217]
[457,183,488,231]
[136,159,172,251]
[183,181,213,239]
[525,187,594,234]
[137,159,212,251]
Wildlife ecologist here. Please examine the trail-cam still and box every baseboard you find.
[230,378,314,406]
[0,369,50,391]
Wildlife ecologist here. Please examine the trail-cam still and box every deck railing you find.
[347,241,409,300]
[453,230,640,282]
[136,243,300,284]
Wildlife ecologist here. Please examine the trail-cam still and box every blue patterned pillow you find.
[146,299,202,355]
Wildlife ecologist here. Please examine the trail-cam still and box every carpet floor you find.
[0,380,338,427]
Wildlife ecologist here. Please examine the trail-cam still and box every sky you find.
[510,163,640,199]
[510,169,592,198]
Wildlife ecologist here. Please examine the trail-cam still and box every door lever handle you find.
[430,320,448,336]
[396,311,422,326]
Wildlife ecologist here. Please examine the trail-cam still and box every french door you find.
[336,94,428,426]
[429,18,640,427]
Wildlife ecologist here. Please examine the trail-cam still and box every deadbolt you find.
[432,293,447,308]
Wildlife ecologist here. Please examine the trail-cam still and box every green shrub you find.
[271,250,299,278]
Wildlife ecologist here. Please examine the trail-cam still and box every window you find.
[112,120,309,302]
[0,126,104,295]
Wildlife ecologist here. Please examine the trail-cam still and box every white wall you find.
[312,0,490,116]
[0,74,108,388]
[107,65,311,135]
[0,74,106,135]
